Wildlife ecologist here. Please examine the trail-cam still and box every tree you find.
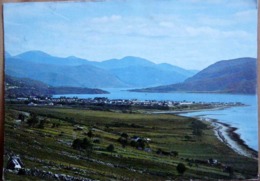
[87,130,93,138]
[171,151,178,157]
[184,135,192,141]
[82,138,93,156]
[51,122,60,128]
[27,113,39,127]
[192,128,202,136]
[72,138,93,156]
[156,148,163,155]
[121,132,129,139]
[72,138,82,150]
[118,137,128,148]
[130,140,137,148]
[137,139,145,150]
[38,119,46,129]
[191,121,207,137]
[176,163,186,175]
[18,113,25,122]
[106,144,114,153]
[224,166,234,177]
[81,138,90,148]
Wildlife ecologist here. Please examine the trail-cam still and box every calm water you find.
[54,88,258,151]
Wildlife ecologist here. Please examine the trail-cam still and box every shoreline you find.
[150,106,257,159]
[210,119,257,159]
[196,116,257,159]
[150,105,231,114]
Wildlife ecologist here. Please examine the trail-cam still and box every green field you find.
[4,105,258,180]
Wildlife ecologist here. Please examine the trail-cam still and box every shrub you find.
[171,151,178,157]
[87,130,93,138]
[93,139,101,144]
[121,132,129,138]
[72,138,93,156]
[27,113,39,127]
[118,137,127,148]
[106,144,114,152]
[72,138,82,150]
[176,163,186,175]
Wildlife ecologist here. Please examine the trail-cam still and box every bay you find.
[53,88,258,151]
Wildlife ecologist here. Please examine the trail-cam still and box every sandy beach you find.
[200,117,258,159]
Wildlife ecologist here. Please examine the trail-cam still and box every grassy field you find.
[3,104,258,180]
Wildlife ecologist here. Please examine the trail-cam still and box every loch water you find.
[54,88,258,151]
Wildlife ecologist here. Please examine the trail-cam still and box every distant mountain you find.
[5,75,109,98]
[95,56,196,87]
[157,63,197,78]
[6,54,128,88]
[109,66,188,87]
[6,50,197,88]
[15,50,94,66]
[132,57,257,94]
[96,56,155,69]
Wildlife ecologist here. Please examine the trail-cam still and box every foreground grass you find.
[4,105,258,180]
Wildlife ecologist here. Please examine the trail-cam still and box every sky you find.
[3,0,257,70]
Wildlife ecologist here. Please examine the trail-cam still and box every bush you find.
[176,163,186,175]
[87,130,93,138]
[130,140,137,147]
[106,144,114,152]
[121,132,129,138]
[72,138,82,150]
[171,151,178,157]
[118,137,128,148]
[18,113,26,122]
[72,138,93,156]
[93,139,101,144]
[27,113,39,127]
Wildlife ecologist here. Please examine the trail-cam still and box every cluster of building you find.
[6,96,244,109]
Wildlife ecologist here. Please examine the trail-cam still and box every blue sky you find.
[3,0,257,70]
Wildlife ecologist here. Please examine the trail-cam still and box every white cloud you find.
[185,26,252,39]
[198,17,233,27]
[234,9,257,21]
[159,21,175,28]
[92,15,122,23]
[185,26,216,37]
[180,0,223,4]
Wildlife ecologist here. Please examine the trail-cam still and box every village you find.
[6,96,245,111]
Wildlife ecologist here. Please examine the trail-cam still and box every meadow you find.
[4,104,258,180]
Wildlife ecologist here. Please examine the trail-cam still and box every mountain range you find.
[5,51,197,88]
[5,51,256,94]
[132,57,257,94]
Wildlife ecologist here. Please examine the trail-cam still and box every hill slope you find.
[5,75,109,98]
[132,57,257,94]
[5,56,128,88]
[95,56,196,87]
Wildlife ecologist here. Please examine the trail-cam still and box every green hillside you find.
[132,57,256,94]
[5,75,108,98]
[4,105,257,180]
